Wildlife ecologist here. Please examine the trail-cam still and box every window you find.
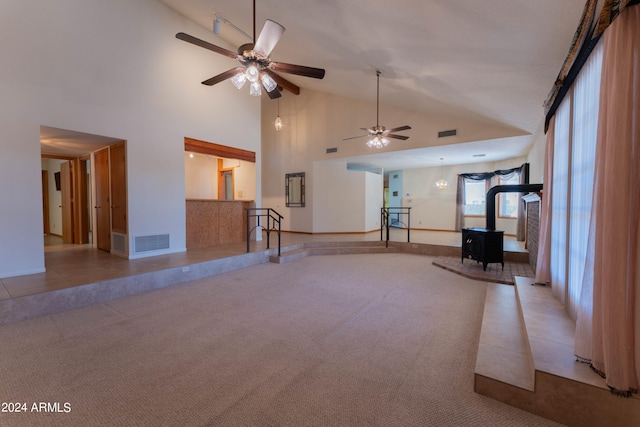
[464,180,486,216]
[498,175,520,218]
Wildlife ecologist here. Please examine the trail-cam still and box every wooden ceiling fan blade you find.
[269,62,326,79]
[176,32,238,59]
[387,125,412,133]
[361,127,376,134]
[266,87,282,99]
[201,67,244,86]
[254,19,285,58]
[387,134,410,140]
[342,135,367,141]
[264,69,300,95]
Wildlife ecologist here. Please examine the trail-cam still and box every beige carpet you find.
[0,254,561,426]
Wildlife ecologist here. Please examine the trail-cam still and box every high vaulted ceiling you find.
[159,0,586,167]
[41,1,586,166]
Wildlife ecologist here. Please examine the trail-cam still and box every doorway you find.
[40,126,127,255]
[219,169,234,200]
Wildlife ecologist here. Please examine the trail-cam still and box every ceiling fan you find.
[343,70,411,148]
[175,0,325,99]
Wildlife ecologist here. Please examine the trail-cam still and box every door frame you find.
[41,170,50,235]
[217,159,235,200]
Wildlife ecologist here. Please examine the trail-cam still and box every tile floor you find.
[1,229,525,301]
[432,255,534,285]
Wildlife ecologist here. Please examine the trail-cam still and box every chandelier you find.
[274,99,283,131]
[435,158,448,190]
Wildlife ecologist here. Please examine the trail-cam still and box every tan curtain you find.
[534,116,555,285]
[574,4,640,395]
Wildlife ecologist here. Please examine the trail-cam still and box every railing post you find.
[246,208,284,257]
[246,209,251,253]
[407,207,411,242]
[385,209,390,248]
[277,215,281,256]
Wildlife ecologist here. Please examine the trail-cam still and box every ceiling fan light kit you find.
[176,1,325,99]
[367,135,390,149]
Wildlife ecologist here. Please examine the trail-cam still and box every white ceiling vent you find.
[438,129,457,138]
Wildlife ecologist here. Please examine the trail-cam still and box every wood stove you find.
[461,183,543,271]
[462,227,504,271]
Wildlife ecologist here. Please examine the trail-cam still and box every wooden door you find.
[60,161,73,243]
[95,148,111,251]
[77,157,91,244]
[109,142,127,234]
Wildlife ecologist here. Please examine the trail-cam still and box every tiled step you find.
[0,250,272,325]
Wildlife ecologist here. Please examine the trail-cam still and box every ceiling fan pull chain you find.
[377,70,382,127]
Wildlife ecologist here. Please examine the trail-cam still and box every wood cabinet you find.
[461,228,504,271]
[186,199,253,248]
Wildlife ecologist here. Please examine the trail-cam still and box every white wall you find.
[527,124,547,184]
[364,171,384,232]
[401,158,527,234]
[41,158,65,236]
[261,87,530,235]
[0,0,261,277]
[313,161,379,233]
[233,161,257,201]
[184,154,256,201]
[184,153,217,199]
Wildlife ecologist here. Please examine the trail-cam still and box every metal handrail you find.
[246,208,284,256]
[380,207,411,247]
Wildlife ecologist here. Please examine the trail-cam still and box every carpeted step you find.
[270,242,399,263]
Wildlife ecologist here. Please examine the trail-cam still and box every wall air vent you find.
[438,129,457,138]
[135,234,170,253]
[326,147,338,154]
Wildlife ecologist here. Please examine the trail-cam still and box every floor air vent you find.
[112,233,126,253]
[438,129,457,138]
[135,234,169,253]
